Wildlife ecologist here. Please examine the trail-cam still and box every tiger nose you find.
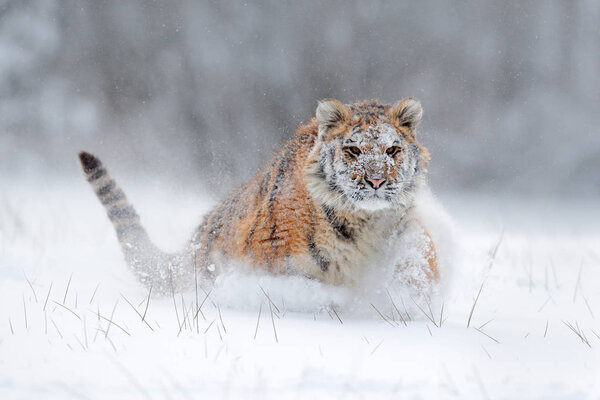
[365,177,386,189]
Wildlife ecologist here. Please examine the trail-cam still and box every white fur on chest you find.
[302,207,411,285]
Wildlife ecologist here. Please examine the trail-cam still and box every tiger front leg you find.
[392,222,440,294]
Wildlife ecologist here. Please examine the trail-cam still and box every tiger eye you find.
[386,146,401,157]
[344,146,362,157]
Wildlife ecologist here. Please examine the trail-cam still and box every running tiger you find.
[79,98,440,294]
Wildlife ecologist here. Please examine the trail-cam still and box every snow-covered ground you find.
[1,178,599,399]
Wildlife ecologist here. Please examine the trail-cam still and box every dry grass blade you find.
[370,303,395,327]
[171,284,180,329]
[9,318,14,335]
[142,285,152,321]
[268,299,278,343]
[562,320,591,348]
[43,282,53,311]
[386,289,407,326]
[254,303,262,340]
[326,308,334,320]
[478,319,494,330]
[487,229,504,269]
[203,319,215,335]
[217,304,227,333]
[544,320,549,338]
[259,284,281,314]
[104,300,119,338]
[22,295,28,330]
[537,295,553,312]
[50,318,63,339]
[74,334,86,351]
[180,295,188,332]
[474,327,500,343]
[439,302,445,328]
[23,272,38,302]
[425,297,438,328]
[177,298,193,336]
[96,313,131,336]
[331,306,343,325]
[177,313,187,336]
[106,336,117,353]
[63,273,73,304]
[83,316,88,348]
[481,345,492,359]
[467,281,485,328]
[582,295,594,319]
[52,300,81,320]
[410,297,438,327]
[573,266,583,302]
[193,289,212,322]
[591,329,600,341]
[120,294,154,331]
[89,283,100,305]
[371,340,384,355]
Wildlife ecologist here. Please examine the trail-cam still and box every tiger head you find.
[305,99,430,212]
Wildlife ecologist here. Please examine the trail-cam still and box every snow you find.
[1,179,599,399]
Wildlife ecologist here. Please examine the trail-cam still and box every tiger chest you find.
[299,211,402,285]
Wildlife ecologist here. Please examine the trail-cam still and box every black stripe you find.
[100,189,125,205]
[321,204,354,242]
[204,203,227,255]
[258,171,271,197]
[306,202,329,272]
[97,181,116,197]
[87,168,107,182]
[308,237,330,272]
[108,205,138,220]
[265,145,295,256]
[245,207,262,250]
[317,158,327,180]
[246,168,276,249]
[323,147,346,196]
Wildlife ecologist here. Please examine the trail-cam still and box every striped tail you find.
[78,151,193,294]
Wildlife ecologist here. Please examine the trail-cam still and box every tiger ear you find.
[389,98,423,130]
[316,99,349,138]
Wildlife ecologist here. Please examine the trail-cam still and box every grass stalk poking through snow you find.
[330,306,343,325]
[120,294,154,331]
[386,289,407,326]
[268,300,278,343]
[89,283,99,305]
[410,296,438,328]
[52,300,81,320]
[142,285,152,322]
[562,320,591,348]
[487,229,504,269]
[22,295,28,330]
[254,303,262,340]
[467,281,485,328]
[370,303,395,327]
[63,274,72,304]
[43,282,52,311]
[24,272,38,303]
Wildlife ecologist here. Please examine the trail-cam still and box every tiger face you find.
[306,98,428,212]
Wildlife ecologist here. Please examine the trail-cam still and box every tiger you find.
[78,98,440,295]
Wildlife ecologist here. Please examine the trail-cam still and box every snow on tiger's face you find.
[308,99,426,212]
